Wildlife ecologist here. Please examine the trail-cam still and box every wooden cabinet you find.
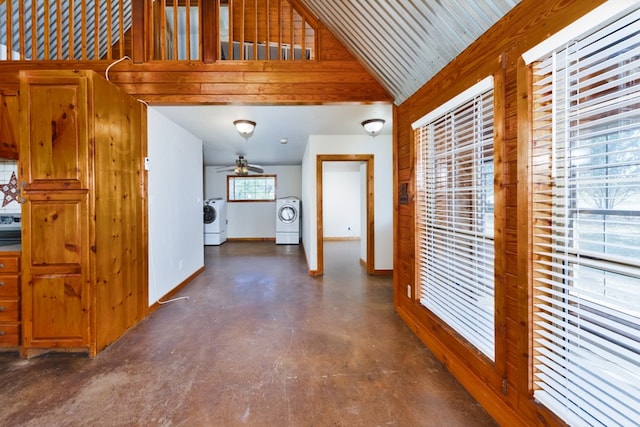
[19,70,148,357]
[0,252,21,349]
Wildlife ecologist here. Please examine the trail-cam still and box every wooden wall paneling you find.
[0,19,390,105]
[492,57,508,390]
[394,1,607,426]
[91,74,147,352]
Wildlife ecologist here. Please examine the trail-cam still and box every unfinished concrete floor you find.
[0,241,498,426]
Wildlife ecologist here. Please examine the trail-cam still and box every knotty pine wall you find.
[0,22,391,105]
[394,1,606,426]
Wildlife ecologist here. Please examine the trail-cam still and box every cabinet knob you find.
[0,263,4,268]
[0,306,4,312]
[0,330,5,336]
[0,281,4,286]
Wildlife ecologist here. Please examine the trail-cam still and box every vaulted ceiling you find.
[159,0,523,165]
[1,0,524,165]
[300,0,521,104]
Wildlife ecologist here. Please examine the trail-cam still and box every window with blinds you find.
[528,4,640,425]
[227,175,276,202]
[413,77,495,360]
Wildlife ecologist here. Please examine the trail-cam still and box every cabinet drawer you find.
[0,323,19,346]
[0,275,19,298]
[0,300,19,322]
[0,257,19,273]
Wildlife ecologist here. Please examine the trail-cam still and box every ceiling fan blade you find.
[246,165,264,173]
[216,166,236,172]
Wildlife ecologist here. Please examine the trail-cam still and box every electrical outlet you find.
[407,285,412,299]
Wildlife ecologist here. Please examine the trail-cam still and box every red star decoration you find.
[2,171,18,207]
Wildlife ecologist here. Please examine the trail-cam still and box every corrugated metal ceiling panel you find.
[300,0,521,104]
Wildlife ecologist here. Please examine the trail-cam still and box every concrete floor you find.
[0,241,498,426]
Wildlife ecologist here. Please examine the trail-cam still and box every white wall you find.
[322,162,361,238]
[204,165,301,238]
[147,108,204,305]
[301,134,393,271]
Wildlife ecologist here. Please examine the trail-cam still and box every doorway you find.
[316,154,374,276]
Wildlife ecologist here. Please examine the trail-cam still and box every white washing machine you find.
[204,198,227,245]
[276,197,300,244]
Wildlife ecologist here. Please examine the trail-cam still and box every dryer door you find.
[278,205,297,224]
[204,204,217,224]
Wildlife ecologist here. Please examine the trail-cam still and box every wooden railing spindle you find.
[81,0,87,59]
[288,3,293,60]
[56,0,63,59]
[159,0,166,60]
[68,0,75,60]
[185,0,191,60]
[228,0,234,59]
[265,0,270,60]
[118,0,124,58]
[172,0,178,60]
[277,0,282,60]
[43,0,50,60]
[106,0,113,59]
[5,0,12,61]
[251,0,256,60]
[19,1,25,59]
[93,0,100,59]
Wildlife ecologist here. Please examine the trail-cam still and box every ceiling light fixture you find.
[233,120,256,137]
[361,118,385,136]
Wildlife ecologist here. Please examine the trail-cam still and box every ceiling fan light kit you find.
[361,118,385,136]
[233,119,256,137]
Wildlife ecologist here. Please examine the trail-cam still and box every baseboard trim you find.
[324,237,360,241]
[374,269,393,276]
[149,265,205,313]
[227,237,276,242]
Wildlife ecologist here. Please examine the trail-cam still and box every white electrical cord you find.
[105,55,131,81]
[105,56,149,107]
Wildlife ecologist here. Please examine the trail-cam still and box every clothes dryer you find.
[276,197,300,244]
[204,198,227,245]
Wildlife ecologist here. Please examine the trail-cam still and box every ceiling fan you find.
[216,155,264,176]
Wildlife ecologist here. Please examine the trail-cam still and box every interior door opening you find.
[316,154,374,276]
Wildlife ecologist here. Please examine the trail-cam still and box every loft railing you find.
[0,0,316,62]
[0,0,132,60]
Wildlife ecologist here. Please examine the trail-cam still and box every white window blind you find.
[530,5,640,426]
[415,78,495,360]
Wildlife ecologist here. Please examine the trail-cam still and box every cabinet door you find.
[20,192,90,349]
[19,73,89,190]
[0,91,19,160]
